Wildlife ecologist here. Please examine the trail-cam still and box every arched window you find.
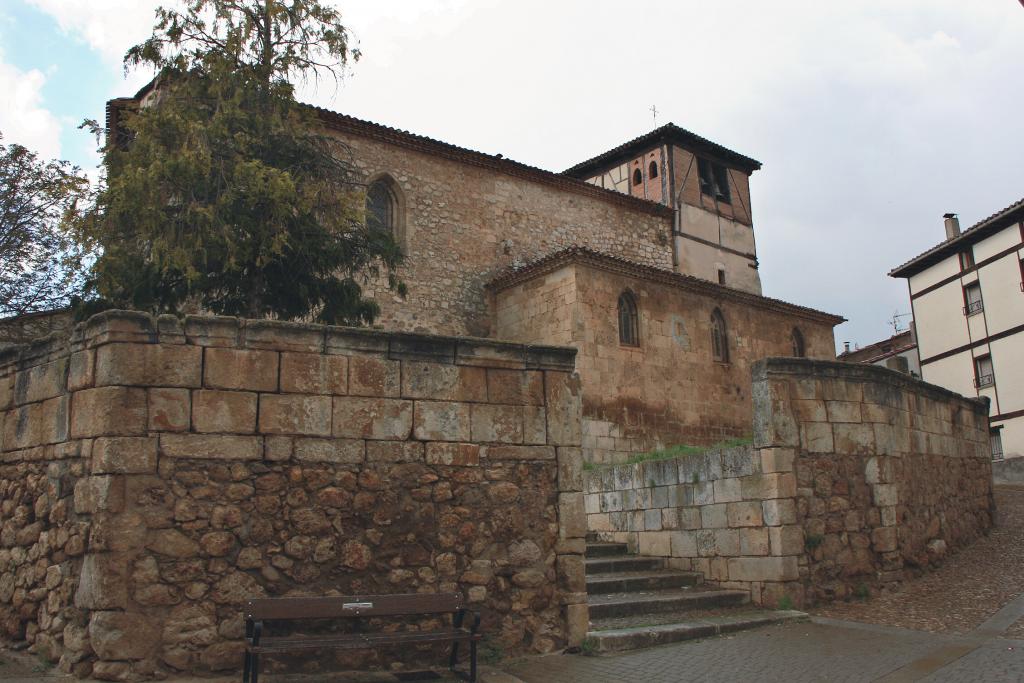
[649,161,659,179]
[710,308,728,362]
[618,291,639,346]
[632,168,643,186]
[791,328,806,358]
[366,177,398,235]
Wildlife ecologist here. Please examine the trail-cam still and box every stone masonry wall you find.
[584,359,994,608]
[0,311,587,681]
[494,259,838,465]
[584,444,799,606]
[753,358,993,606]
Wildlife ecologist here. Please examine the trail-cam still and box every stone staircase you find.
[584,538,806,652]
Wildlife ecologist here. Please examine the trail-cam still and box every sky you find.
[1,0,1022,350]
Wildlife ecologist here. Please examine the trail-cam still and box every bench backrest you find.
[245,593,465,621]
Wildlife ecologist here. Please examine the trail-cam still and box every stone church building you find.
[109,92,845,464]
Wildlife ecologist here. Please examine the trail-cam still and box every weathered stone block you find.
[638,531,672,557]
[769,525,804,556]
[402,362,486,402]
[485,445,556,461]
[727,501,764,527]
[245,320,324,353]
[523,406,547,445]
[872,483,898,507]
[801,423,834,453]
[367,441,424,463]
[727,556,799,582]
[425,442,481,466]
[713,529,741,555]
[184,316,241,347]
[71,386,147,438]
[557,447,583,492]
[192,390,257,434]
[332,397,413,440]
[486,369,544,405]
[348,355,400,397]
[470,404,524,443]
[75,553,128,609]
[73,476,125,514]
[558,492,586,539]
[294,437,364,464]
[89,611,159,661]
[566,603,589,648]
[545,372,582,446]
[95,343,201,388]
[834,423,875,455]
[160,434,262,460]
[670,530,698,557]
[259,394,331,436]
[40,395,69,445]
[713,477,741,503]
[280,352,347,395]
[203,348,278,392]
[68,350,95,391]
[762,499,797,526]
[760,448,795,473]
[791,399,827,422]
[13,357,68,406]
[413,401,470,441]
[0,373,12,411]
[740,473,797,500]
[826,400,862,423]
[701,503,728,529]
[740,527,770,556]
[148,388,190,432]
[93,437,158,474]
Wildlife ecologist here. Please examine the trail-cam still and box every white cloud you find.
[0,49,62,158]
[26,0,157,67]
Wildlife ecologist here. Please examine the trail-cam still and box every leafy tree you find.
[81,0,403,324]
[0,134,93,317]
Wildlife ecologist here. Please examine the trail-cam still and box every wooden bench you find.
[242,592,482,683]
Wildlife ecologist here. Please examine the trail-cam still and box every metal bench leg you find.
[242,650,251,683]
[449,640,461,671]
[250,654,259,683]
[469,640,477,683]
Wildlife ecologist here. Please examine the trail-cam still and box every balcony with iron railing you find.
[963,299,984,316]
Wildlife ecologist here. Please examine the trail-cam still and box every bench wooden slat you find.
[246,593,464,620]
[249,628,479,653]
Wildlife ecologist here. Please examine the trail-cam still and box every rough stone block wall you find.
[584,445,800,605]
[0,311,586,680]
[494,259,838,465]
[584,359,994,609]
[753,358,994,606]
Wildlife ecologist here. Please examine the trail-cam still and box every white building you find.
[890,199,1024,460]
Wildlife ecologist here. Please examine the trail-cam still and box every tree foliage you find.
[81,0,403,324]
[0,134,92,317]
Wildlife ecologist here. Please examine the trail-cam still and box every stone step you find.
[585,542,629,558]
[584,556,665,574]
[585,610,808,653]
[586,588,749,620]
[586,570,702,594]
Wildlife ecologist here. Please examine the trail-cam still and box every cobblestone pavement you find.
[813,487,1024,634]
[509,618,1024,682]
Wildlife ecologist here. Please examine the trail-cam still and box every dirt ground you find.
[811,486,1024,634]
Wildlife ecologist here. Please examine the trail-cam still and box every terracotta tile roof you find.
[106,81,674,219]
[837,330,915,364]
[562,123,762,178]
[890,196,1024,278]
[486,246,845,325]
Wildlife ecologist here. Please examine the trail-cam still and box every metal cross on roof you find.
[650,105,659,127]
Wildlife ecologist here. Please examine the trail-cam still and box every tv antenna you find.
[889,311,912,333]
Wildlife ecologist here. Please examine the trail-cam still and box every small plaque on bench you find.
[343,602,374,610]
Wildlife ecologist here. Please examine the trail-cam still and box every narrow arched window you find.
[632,168,643,186]
[711,308,728,362]
[618,292,639,346]
[366,178,397,235]
[791,328,806,358]
[649,161,659,179]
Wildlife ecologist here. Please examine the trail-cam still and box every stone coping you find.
[753,357,989,414]
[0,310,577,374]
